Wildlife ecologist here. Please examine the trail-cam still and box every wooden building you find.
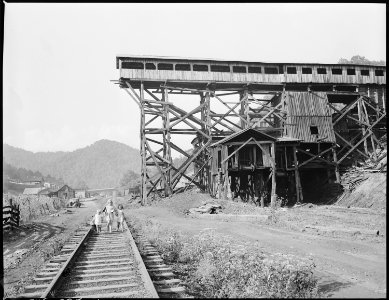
[49,185,75,200]
[115,55,386,206]
[75,189,90,199]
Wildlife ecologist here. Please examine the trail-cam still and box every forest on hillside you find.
[3,140,141,189]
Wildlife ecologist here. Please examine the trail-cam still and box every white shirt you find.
[94,214,102,225]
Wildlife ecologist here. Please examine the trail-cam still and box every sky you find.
[3,3,386,156]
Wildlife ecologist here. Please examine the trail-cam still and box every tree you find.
[120,170,140,187]
[338,55,386,66]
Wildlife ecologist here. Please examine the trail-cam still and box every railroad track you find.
[134,234,188,297]
[19,216,158,298]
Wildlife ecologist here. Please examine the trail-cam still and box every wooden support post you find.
[199,93,205,188]
[332,147,341,183]
[244,89,250,127]
[292,146,302,204]
[205,91,211,136]
[357,98,369,156]
[270,142,277,208]
[163,88,172,196]
[361,100,377,161]
[217,169,222,199]
[240,90,249,129]
[204,91,211,190]
[140,83,147,206]
[326,153,332,184]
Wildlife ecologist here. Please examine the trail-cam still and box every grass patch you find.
[129,216,320,298]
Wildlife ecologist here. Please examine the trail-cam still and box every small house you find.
[75,189,90,199]
[22,180,43,186]
[49,185,75,200]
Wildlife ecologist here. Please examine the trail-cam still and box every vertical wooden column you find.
[361,99,377,161]
[292,146,302,204]
[382,88,386,114]
[281,89,286,135]
[239,90,249,129]
[199,93,205,188]
[326,153,332,184]
[332,146,341,183]
[270,142,277,208]
[357,98,369,156]
[222,145,229,200]
[163,88,172,196]
[245,89,250,126]
[205,91,211,192]
[140,83,147,205]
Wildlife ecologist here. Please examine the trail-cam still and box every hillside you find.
[3,140,141,189]
[335,173,386,210]
[3,159,63,194]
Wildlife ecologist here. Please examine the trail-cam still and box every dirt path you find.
[127,206,386,298]
[3,197,107,297]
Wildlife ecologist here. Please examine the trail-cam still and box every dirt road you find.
[127,206,386,298]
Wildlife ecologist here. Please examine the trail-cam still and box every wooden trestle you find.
[118,78,385,206]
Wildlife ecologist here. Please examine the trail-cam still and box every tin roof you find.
[23,187,46,195]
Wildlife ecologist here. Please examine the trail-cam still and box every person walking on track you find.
[104,199,116,233]
[94,209,102,233]
[116,204,126,232]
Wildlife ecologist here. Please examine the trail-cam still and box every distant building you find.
[22,180,43,186]
[23,187,50,195]
[43,182,52,188]
[122,186,140,196]
[39,188,51,196]
[75,189,90,199]
[49,185,75,200]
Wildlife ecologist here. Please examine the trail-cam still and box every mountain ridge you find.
[3,140,141,189]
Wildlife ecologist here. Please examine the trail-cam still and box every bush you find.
[128,217,319,298]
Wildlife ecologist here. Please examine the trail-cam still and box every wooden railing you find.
[3,199,20,230]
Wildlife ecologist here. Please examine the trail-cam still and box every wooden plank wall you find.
[118,58,386,85]
[285,92,336,143]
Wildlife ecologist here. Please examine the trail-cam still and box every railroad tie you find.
[19,226,157,298]
[133,232,187,297]
[54,230,153,298]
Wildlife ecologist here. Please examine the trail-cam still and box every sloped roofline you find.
[211,128,276,147]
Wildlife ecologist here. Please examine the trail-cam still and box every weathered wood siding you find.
[118,57,386,85]
[284,92,336,143]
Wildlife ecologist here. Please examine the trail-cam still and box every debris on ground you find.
[335,173,386,210]
[188,201,222,215]
[342,148,386,191]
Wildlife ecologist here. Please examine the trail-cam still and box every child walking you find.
[116,205,125,232]
[105,199,116,233]
[94,209,102,233]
